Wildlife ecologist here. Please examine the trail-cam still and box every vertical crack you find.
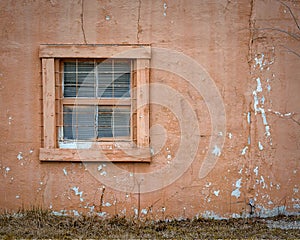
[136,0,142,43]
[81,0,87,44]
[248,0,255,65]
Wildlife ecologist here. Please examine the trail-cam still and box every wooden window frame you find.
[39,44,151,162]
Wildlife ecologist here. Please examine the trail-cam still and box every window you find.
[61,59,132,142]
[39,45,150,162]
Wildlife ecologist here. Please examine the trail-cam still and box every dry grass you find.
[0,208,299,239]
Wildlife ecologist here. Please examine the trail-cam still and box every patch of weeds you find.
[0,208,299,239]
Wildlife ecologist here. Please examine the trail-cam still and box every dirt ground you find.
[0,209,299,239]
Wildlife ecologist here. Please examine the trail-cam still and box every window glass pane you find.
[98,106,130,138]
[64,63,76,97]
[113,107,130,137]
[98,73,113,98]
[97,60,130,98]
[114,73,130,97]
[63,105,96,140]
[64,62,76,72]
[98,107,113,138]
[63,106,75,139]
[77,62,95,97]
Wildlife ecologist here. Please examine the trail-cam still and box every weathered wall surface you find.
[0,0,299,219]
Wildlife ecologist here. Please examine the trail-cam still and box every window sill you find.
[39,147,151,162]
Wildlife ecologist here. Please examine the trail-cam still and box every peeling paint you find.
[212,145,221,156]
[202,211,225,220]
[163,2,167,16]
[17,152,23,160]
[231,178,242,198]
[4,167,10,176]
[254,53,264,70]
[141,208,148,215]
[258,141,264,151]
[256,77,262,92]
[73,210,80,216]
[97,212,107,217]
[71,187,84,202]
[254,166,259,176]
[259,176,267,189]
[8,116,13,125]
[104,202,111,207]
[213,190,220,196]
[241,146,248,155]
[247,112,251,124]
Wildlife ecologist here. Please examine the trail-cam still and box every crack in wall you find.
[81,0,87,44]
[248,0,255,65]
[136,0,142,43]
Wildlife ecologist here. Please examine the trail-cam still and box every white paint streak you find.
[63,168,67,176]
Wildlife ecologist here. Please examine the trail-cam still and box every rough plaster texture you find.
[0,0,299,219]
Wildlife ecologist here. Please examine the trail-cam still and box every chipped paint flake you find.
[63,168,68,176]
[73,210,80,216]
[163,2,167,16]
[97,212,107,217]
[141,209,148,215]
[256,77,262,92]
[254,166,259,176]
[8,116,13,125]
[241,146,248,155]
[258,141,264,151]
[254,53,264,69]
[231,178,242,198]
[259,176,267,189]
[17,152,23,160]
[213,190,220,196]
[71,186,84,202]
[104,202,111,207]
[212,145,221,156]
[247,112,251,124]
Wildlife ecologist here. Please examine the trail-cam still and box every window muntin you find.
[61,59,132,142]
